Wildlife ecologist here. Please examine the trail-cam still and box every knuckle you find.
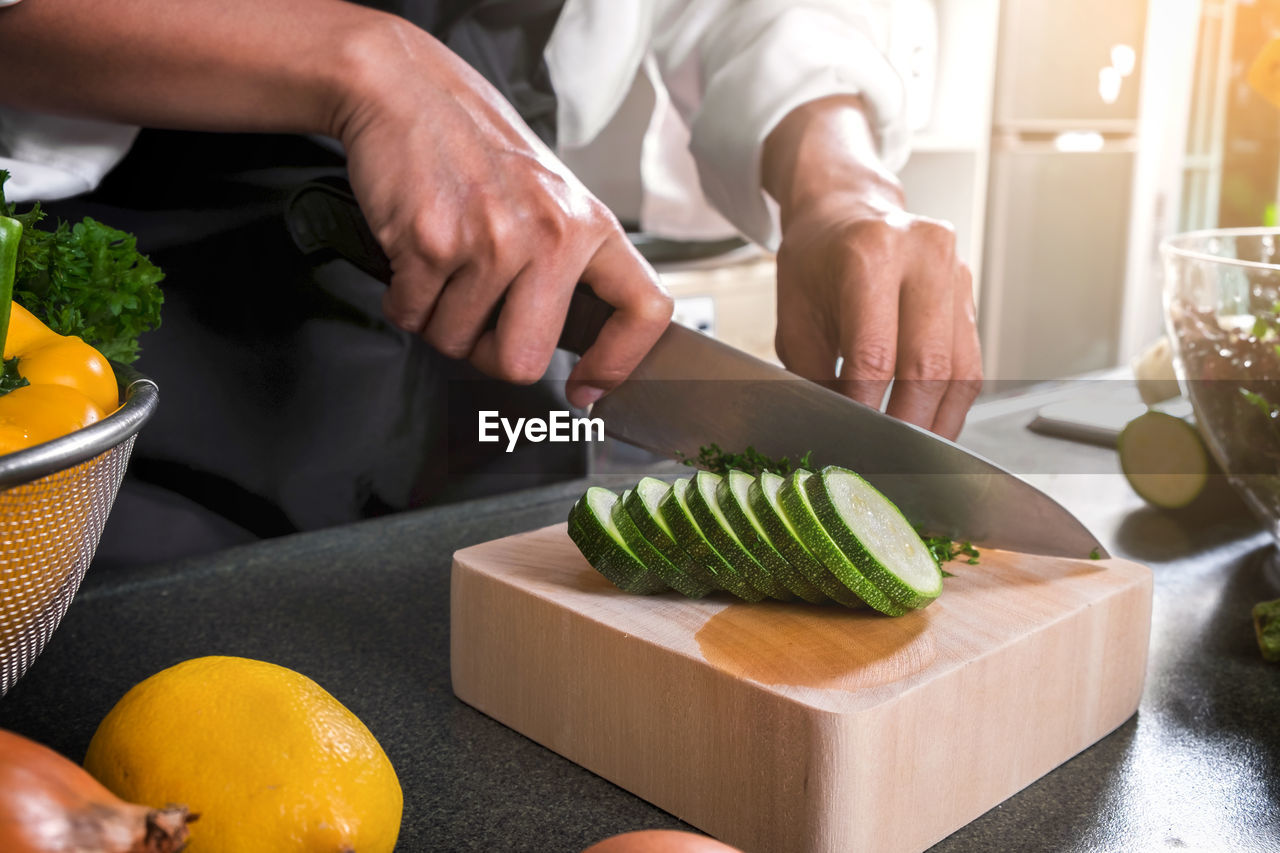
[838,225,896,276]
[900,348,953,381]
[914,217,957,242]
[848,218,897,253]
[845,342,896,380]
[381,291,425,334]
[496,344,549,385]
[639,288,674,324]
[429,332,474,361]
[482,211,517,255]
[954,377,984,401]
[408,211,455,265]
[386,311,421,334]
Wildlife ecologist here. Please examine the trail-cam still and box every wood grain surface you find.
[451,523,1153,853]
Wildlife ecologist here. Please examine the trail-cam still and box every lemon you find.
[83,656,402,853]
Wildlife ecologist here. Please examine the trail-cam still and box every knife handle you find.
[284,176,614,357]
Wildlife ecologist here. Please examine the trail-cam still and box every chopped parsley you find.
[677,443,814,477]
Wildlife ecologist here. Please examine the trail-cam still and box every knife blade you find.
[284,177,1106,558]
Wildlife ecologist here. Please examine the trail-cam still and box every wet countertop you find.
[1,379,1278,852]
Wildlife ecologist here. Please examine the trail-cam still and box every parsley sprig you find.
[921,534,980,571]
[0,171,163,364]
[677,443,813,478]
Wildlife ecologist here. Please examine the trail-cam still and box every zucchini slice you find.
[778,470,907,616]
[804,466,942,610]
[614,489,714,598]
[686,470,793,601]
[567,487,668,594]
[1118,410,1211,509]
[624,478,719,594]
[660,478,766,602]
[716,470,826,603]
[748,471,865,608]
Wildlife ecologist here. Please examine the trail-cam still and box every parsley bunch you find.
[0,171,163,364]
[678,443,814,478]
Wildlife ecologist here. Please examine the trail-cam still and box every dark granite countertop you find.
[1,380,1278,852]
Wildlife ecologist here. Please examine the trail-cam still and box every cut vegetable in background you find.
[1254,598,1280,663]
[1118,410,1212,509]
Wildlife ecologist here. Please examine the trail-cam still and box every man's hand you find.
[0,1,672,410]
[334,19,671,408]
[763,96,982,440]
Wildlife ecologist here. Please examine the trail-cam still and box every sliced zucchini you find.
[716,471,826,603]
[567,487,668,594]
[624,478,719,593]
[614,489,714,598]
[685,470,793,601]
[1118,410,1210,509]
[749,471,865,608]
[778,470,906,616]
[659,478,765,602]
[804,466,942,610]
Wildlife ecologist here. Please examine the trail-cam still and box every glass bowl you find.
[1162,228,1280,545]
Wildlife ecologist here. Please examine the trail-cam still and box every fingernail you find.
[575,385,606,408]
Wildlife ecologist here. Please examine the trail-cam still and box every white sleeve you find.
[0,107,139,203]
[649,0,909,250]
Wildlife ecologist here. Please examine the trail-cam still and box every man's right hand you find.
[331,18,671,408]
[0,1,670,407]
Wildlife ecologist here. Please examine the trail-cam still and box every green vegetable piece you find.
[677,442,813,478]
[686,470,793,601]
[1254,598,1280,663]
[567,487,667,595]
[0,211,21,348]
[624,479,719,594]
[804,466,942,610]
[748,471,864,608]
[659,478,765,602]
[1,171,163,364]
[716,470,826,603]
[778,470,907,616]
[920,533,981,567]
[613,489,713,598]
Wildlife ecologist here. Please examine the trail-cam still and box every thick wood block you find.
[451,523,1152,853]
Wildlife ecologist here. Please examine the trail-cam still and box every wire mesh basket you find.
[0,366,158,696]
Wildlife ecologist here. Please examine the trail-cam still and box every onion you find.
[0,729,193,853]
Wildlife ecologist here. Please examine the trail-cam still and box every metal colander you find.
[0,367,158,696]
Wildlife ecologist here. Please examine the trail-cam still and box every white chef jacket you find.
[0,0,910,250]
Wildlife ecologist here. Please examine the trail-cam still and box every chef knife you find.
[284,177,1106,558]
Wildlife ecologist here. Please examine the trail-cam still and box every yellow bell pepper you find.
[0,214,118,456]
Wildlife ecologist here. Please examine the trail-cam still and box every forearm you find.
[761,95,904,225]
[0,0,407,139]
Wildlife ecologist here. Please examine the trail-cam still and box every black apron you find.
[47,0,579,569]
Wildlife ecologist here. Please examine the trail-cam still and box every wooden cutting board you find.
[451,523,1152,853]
